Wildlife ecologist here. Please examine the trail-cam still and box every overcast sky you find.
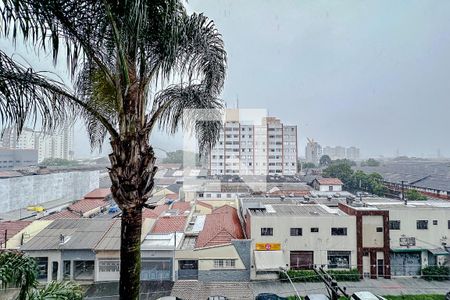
[2,1,450,159]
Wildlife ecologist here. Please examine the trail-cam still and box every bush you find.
[421,265,450,281]
[280,268,360,282]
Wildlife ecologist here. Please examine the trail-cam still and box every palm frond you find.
[0,250,37,300]
[149,84,223,151]
[27,281,83,300]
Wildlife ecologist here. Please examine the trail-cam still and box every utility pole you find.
[3,229,7,248]
[280,267,301,300]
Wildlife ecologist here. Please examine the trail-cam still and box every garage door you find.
[391,252,421,276]
[290,251,314,270]
[140,259,172,281]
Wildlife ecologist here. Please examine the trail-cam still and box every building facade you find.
[0,148,38,170]
[1,126,74,163]
[305,138,322,164]
[208,110,297,176]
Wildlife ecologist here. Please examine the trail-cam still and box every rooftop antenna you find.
[236,95,239,109]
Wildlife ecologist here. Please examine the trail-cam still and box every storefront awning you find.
[254,250,285,271]
[391,247,423,253]
[428,248,449,256]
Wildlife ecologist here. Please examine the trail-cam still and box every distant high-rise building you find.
[1,126,74,163]
[208,110,298,176]
[346,147,360,160]
[323,145,360,160]
[305,138,322,164]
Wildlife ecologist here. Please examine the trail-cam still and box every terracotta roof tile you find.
[69,199,108,214]
[317,178,343,185]
[151,216,187,233]
[0,221,32,245]
[84,188,111,199]
[171,201,191,213]
[196,205,244,248]
[142,204,169,219]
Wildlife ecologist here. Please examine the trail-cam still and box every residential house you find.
[312,178,343,192]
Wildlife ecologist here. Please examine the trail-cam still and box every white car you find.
[350,291,387,300]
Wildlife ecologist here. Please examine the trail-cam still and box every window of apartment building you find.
[417,220,428,230]
[331,227,347,236]
[389,220,400,230]
[261,227,273,236]
[327,251,351,269]
[448,220,450,229]
[214,259,235,269]
[376,227,383,232]
[433,220,438,225]
[198,193,204,198]
[217,194,221,198]
[311,227,319,233]
[205,194,211,198]
[290,228,302,236]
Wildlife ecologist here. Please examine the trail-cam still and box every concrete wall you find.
[0,170,99,212]
[362,215,384,248]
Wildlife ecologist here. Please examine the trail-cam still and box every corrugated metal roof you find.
[21,219,114,251]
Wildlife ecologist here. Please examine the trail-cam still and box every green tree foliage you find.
[406,189,428,200]
[333,158,357,166]
[302,162,316,169]
[39,158,79,167]
[361,158,381,167]
[0,251,82,300]
[319,155,332,166]
[322,162,354,188]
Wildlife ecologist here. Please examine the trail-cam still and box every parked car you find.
[350,291,387,300]
[255,293,289,300]
[305,294,329,300]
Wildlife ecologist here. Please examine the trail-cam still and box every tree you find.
[302,162,316,169]
[0,1,226,299]
[0,251,82,300]
[319,155,332,166]
[405,189,427,200]
[322,162,354,187]
[361,158,380,167]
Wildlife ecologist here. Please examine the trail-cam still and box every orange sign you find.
[255,243,281,251]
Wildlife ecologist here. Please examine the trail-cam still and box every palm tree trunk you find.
[119,206,142,300]
[108,136,157,300]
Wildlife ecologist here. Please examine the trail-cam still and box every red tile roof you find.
[196,201,213,210]
[151,216,187,233]
[171,201,191,213]
[84,188,111,199]
[69,199,108,214]
[196,205,244,248]
[41,210,81,220]
[142,204,169,219]
[0,221,32,245]
[317,178,343,185]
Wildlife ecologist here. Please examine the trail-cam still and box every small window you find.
[433,220,438,225]
[214,259,235,269]
[311,228,319,233]
[376,227,383,233]
[329,185,333,191]
[331,227,347,236]
[448,220,450,229]
[290,228,302,236]
[261,227,273,236]
[417,220,428,230]
[389,220,400,230]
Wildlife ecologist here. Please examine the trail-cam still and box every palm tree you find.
[0,250,83,300]
[0,1,226,299]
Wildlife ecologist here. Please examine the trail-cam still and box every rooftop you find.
[195,205,244,248]
[315,178,343,185]
[84,188,111,199]
[247,204,347,217]
[0,220,32,245]
[141,232,184,250]
[151,215,187,234]
[21,219,114,251]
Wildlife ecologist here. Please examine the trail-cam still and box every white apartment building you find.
[243,203,357,280]
[1,126,74,163]
[208,110,297,176]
